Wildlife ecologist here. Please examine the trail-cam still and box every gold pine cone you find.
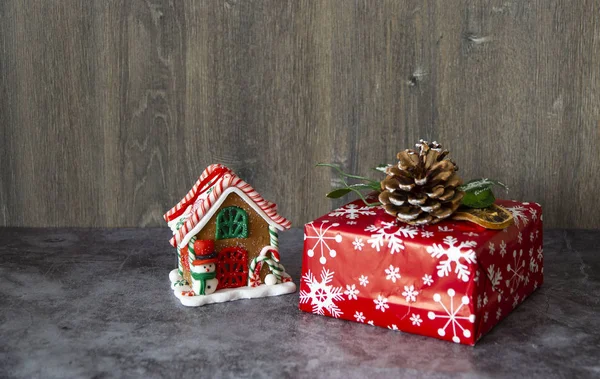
[379,140,464,225]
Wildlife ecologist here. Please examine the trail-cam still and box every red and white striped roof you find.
[164,164,291,248]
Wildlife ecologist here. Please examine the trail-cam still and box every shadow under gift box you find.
[298,198,543,345]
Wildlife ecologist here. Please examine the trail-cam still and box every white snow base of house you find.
[169,269,296,307]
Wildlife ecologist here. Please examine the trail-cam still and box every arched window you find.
[215,206,249,239]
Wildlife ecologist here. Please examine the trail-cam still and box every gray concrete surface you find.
[0,228,598,378]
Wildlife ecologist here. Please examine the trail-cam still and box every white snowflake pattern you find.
[354,311,366,323]
[385,265,401,283]
[477,293,488,309]
[512,294,520,308]
[344,284,359,300]
[299,268,345,318]
[537,246,543,261]
[426,236,477,282]
[359,275,369,287]
[402,285,419,303]
[438,226,454,232]
[506,249,526,294]
[367,320,375,326]
[427,289,476,344]
[422,274,434,286]
[305,221,343,264]
[506,205,529,228]
[421,230,434,238]
[486,264,503,288]
[374,295,390,312]
[352,237,364,251]
[347,221,357,225]
[529,208,538,221]
[499,240,507,257]
[388,324,399,330]
[410,314,423,326]
[329,203,376,220]
[529,257,539,273]
[366,221,418,255]
[496,308,502,320]
[484,312,489,323]
[530,232,535,242]
[518,232,523,244]
[489,242,495,255]
[463,232,480,237]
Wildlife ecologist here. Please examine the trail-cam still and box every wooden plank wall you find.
[0,0,599,229]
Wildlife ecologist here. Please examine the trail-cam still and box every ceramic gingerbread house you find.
[164,164,296,307]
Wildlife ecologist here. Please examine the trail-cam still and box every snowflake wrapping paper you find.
[299,198,544,345]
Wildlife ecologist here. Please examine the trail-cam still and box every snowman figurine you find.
[189,239,219,296]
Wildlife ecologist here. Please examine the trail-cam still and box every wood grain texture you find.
[1,0,599,229]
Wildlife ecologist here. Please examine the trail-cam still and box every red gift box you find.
[299,197,543,345]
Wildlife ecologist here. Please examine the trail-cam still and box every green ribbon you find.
[191,271,216,295]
